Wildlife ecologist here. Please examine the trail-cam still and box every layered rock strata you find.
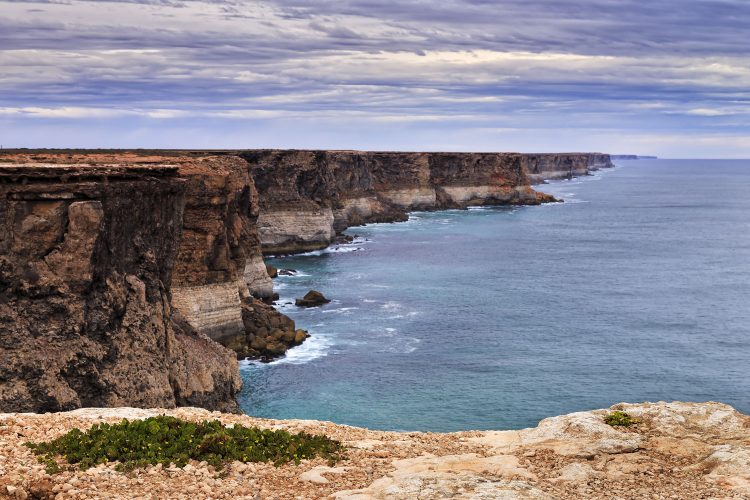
[1,402,747,499]
[0,162,240,413]
[522,153,615,184]
[0,152,311,413]
[0,149,615,413]
[242,150,558,254]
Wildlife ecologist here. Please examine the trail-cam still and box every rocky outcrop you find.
[243,150,556,254]
[0,162,240,413]
[239,299,309,361]
[521,153,615,184]
[0,151,316,414]
[296,290,331,308]
[1,402,747,498]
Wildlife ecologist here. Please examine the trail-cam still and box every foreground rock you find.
[0,402,747,499]
[296,290,332,307]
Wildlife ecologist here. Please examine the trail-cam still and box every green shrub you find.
[26,416,344,473]
[604,411,639,427]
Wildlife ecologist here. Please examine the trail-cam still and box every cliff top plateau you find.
[1,401,748,499]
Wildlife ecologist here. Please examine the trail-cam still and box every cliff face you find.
[0,149,615,412]
[243,150,556,254]
[0,162,240,413]
[521,153,615,184]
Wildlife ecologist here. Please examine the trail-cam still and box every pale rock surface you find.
[0,402,748,499]
[257,208,335,253]
[244,252,274,299]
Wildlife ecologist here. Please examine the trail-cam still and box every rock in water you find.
[296,290,331,307]
[265,264,278,278]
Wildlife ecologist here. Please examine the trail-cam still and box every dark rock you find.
[0,160,241,413]
[296,290,331,307]
[278,268,297,276]
[266,264,278,278]
[294,330,309,344]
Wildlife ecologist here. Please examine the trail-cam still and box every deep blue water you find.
[239,159,750,432]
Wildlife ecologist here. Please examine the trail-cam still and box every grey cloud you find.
[0,0,748,156]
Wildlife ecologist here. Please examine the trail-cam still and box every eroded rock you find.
[296,290,332,307]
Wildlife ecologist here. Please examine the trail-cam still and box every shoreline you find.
[262,162,623,366]
[0,150,614,415]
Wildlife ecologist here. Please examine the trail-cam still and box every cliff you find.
[0,161,240,413]
[0,153,307,413]
[521,153,615,184]
[242,150,558,254]
[0,149,614,413]
[1,402,747,499]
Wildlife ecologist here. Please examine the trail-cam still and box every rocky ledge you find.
[0,402,747,499]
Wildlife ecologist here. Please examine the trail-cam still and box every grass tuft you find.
[604,410,640,427]
[25,415,344,473]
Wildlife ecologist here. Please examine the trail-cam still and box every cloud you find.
[0,0,748,156]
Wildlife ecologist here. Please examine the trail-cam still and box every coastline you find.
[257,161,623,368]
[0,150,608,412]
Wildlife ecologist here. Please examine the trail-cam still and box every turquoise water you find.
[240,160,750,432]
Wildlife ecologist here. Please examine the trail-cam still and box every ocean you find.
[239,159,750,432]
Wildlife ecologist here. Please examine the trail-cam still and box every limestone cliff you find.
[0,149,615,413]
[522,153,615,184]
[242,150,556,254]
[0,152,311,413]
[0,162,240,413]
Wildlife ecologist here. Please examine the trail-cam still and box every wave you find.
[240,333,333,367]
[297,245,365,257]
[275,271,312,278]
[320,306,360,314]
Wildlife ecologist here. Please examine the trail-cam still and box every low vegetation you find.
[26,416,345,473]
[604,410,639,427]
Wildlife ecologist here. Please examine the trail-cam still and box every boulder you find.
[265,264,278,278]
[296,290,331,307]
[294,330,309,344]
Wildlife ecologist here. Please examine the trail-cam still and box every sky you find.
[0,0,749,157]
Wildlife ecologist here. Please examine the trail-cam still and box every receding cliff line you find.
[521,152,615,184]
[0,149,613,414]
[242,150,612,254]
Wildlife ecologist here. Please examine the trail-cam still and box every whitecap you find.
[381,301,403,310]
[276,271,311,278]
[240,334,333,367]
[296,245,365,257]
[320,307,359,314]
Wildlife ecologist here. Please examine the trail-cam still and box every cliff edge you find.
[0,401,747,499]
[0,149,614,414]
